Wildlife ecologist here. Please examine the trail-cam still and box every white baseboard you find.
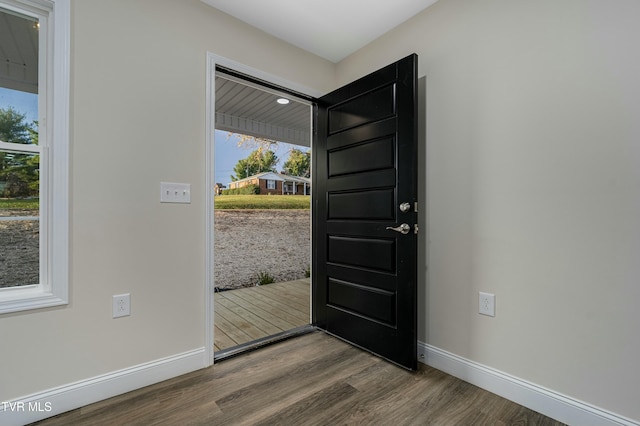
[418,342,639,426]
[0,348,207,426]
[3,343,637,426]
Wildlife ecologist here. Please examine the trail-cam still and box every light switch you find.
[160,182,191,204]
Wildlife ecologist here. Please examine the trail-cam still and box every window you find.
[0,0,69,314]
[267,180,276,190]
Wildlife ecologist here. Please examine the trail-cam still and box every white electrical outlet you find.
[112,293,131,318]
[160,182,191,204]
[479,292,495,317]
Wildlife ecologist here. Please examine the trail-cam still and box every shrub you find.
[221,184,259,195]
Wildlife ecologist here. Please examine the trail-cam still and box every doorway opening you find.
[212,68,314,360]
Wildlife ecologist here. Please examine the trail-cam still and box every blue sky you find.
[1,87,305,187]
[0,87,38,125]
[214,131,309,186]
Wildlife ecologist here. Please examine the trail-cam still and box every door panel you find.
[328,189,395,220]
[328,84,395,133]
[328,136,395,177]
[327,278,396,325]
[313,54,418,370]
[327,236,396,272]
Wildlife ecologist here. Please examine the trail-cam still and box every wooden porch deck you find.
[214,278,311,352]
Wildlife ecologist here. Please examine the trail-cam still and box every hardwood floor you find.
[214,279,310,352]
[34,332,564,426]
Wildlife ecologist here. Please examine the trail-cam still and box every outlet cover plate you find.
[113,293,131,318]
[479,292,495,317]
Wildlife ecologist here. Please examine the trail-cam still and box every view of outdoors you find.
[1,7,41,289]
[212,130,312,353]
[213,132,311,292]
[0,103,40,289]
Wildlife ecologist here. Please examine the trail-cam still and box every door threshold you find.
[214,325,316,362]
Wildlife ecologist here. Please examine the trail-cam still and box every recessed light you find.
[277,98,290,105]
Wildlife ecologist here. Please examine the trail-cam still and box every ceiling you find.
[202,0,440,63]
[215,74,311,146]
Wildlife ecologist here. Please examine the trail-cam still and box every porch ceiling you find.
[0,8,39,94]
[215,74,311,147]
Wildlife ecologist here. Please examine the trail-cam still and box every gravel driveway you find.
[0,210,39,288]
[214,209,310,291]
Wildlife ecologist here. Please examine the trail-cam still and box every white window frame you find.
[266,179,276,190]
[0,0,69,314]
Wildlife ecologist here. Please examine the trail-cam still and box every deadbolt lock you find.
[399,202,411,213]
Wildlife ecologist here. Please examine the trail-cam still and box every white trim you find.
[418,342,639,426]
[204,54,215,366]
[0,0,69,314]
[49,0,71,310]
[0,141,41,153]
[0,348,206,426]
[206,52,319,364]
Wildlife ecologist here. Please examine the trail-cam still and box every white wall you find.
[0,0,333,403]
[337,0,640,421]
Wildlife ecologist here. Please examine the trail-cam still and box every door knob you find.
[399,202,411,213]
[386,223,410,235]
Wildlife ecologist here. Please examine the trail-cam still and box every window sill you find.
[0,287,68,315]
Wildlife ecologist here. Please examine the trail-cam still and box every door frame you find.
[204,52,322,365]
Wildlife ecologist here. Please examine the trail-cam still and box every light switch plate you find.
[160,182,191,203]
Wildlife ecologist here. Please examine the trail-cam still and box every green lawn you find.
[1,196,312,210]
[0,198,39,210]
[214,194,310,209]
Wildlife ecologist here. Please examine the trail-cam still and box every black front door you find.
[313,54,418,370]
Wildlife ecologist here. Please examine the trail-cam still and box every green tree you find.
[283,149,311,177]
[0,107,39,198]
[0,107,33,145]
[231,148,279,181]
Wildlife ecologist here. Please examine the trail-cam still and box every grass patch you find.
[0,198,39,210]
[256,271,276,285]
[214,195,310,210]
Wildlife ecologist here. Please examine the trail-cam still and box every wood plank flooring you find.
[214,279,310,352]
[34,332,565,426]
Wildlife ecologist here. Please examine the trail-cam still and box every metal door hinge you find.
[414,224,419,235]
[414,202,419,213]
